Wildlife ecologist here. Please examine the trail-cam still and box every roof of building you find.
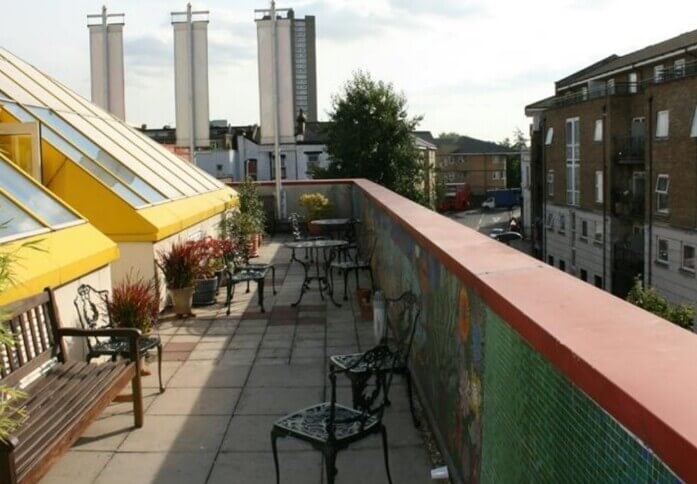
[413,130,436,145]
[557,29,697,89]
[300,121,331,144]
[437,135,517,155]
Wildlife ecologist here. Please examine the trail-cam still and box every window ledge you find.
[679,267,696,277]
[655,259,669,267]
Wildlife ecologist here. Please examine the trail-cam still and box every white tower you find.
[171,3,211,159]
[87,6,126,120]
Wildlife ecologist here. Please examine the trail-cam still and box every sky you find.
[1,0,696,143]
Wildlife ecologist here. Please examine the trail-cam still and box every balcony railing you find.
[549,59,697,109]
[241,179,697,483]
[613,135,645,164]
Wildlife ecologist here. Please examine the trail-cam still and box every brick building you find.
[526,29,697,308]
[436,136,515,196]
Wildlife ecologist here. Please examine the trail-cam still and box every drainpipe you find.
[542,117,547,262]
[647,95,654,286]
[602,104,607,289]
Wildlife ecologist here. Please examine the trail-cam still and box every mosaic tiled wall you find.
[353,187,680,483]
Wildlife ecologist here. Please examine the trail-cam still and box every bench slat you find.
[15,362,132,480]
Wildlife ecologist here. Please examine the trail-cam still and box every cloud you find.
[124,35,172,68]
[387,0,484,17]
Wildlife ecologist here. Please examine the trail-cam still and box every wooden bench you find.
[0,288,143,484]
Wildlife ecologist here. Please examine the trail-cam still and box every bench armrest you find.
[56,327,141,340]
[0,435,18,452]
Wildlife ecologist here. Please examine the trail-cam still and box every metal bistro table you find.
[285,239,348,307]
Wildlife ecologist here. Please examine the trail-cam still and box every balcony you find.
[614,135,646,164]
[37,179,697,483]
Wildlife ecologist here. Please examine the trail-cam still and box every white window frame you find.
[545,127,554,145]
[594,119,603,142]
[547,170,554,197]
[628,72,638,93]
[654,64,664,82]
[492,171,500,180]
[674,58,686,77]
[656,174,670,214]
[565,117,580,206]
[682,243,695,272]
[593,220,603,244]
[606,78,615,95]
[691,105,697,138]
[657,237,669,264]
[656,110,669,138]
[594,170,604,203]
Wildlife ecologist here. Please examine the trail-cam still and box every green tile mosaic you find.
[480,309,681,483]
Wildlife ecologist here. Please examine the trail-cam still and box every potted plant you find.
[157,240,200,317]
[107,275,159,335]
[191,237,226,306]
[237,177,266,252]
[299,193,332,235]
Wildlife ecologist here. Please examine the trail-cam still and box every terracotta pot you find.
[247,236,260,258]
[359,302,373,321]
[308,222,322,236]
[169,287,195,316]
[355,288,372,305]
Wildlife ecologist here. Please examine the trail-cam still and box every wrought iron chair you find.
[328,230,376,301]
[223,248,277,298]
[329,291,421,427]
[271,344,398,484]
[73,284,164,393]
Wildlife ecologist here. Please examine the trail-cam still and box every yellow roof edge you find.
[0,224,119,305]
[130,187,236,243]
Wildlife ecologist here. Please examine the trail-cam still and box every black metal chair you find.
[224,249,277,298]
[329,291,421,427]
[329,231,376,301]
[73,284,164,393]
[271,344,398,484]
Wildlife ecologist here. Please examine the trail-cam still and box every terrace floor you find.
[41,238,432,484]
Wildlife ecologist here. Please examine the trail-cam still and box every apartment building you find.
[526,29,697,306]
[436,136,515,196]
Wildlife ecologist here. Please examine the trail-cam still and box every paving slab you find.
[95,451,217,484]
[147,388,242,416]
[40,451,112,484]
[208,451,322,484]
[236,387,324,415]
[119,415,229,452]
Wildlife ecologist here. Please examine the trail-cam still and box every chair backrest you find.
[385,291,420,364]
[327,344,398,440]
[73,284,112,351]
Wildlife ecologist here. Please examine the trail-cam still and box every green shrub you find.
[627,277,695,330]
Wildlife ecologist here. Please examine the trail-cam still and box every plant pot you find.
[193,277,218,306]
[169,287,195,316]
[356,288,373,321]
[248,235,260,258]
[308,222,322,236]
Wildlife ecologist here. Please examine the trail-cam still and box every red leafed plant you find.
[190,237,234,278]
[108,275,159,334]
[157,240,201,289]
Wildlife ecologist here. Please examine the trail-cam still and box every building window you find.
[305,153,320,176]
[655,174,669,213]
[581,220,588,240]
[674,58,686,77]
[492,171,500,180]
[628,72,638,93]
[594,170,603,203]
[594,275,603,288]
[559,259,566,271]
[548,255,554,266]
[580,268,588,281]
[691,105,697,138]
[593,220,603,244]
[682,244,695,272]
[654,64,664,82]
[565,118,580,206]
[656,110,669,138]
[545,127,554,145]
[571,248,576,267]
[245,158,258,181]
[269,154,287,180]
[559,213,566,234]
[606,78,615,95]
[547,170,554,197]
[657,238,669,264]
[546,212,554,230]
[593,119,603,142]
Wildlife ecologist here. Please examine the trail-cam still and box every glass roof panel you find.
[0,101,153,206]
[0,159,78,227]
[0,191,45,240]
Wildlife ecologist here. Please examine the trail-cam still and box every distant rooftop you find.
[437,135,517,155]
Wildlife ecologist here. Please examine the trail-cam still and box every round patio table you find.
[284,239,348,307]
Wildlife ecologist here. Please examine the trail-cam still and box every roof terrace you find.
[38,179,697,483]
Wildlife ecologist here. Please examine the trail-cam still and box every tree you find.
[437,132,461,143]
[501,128,528,189]
[312,71,426,204]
